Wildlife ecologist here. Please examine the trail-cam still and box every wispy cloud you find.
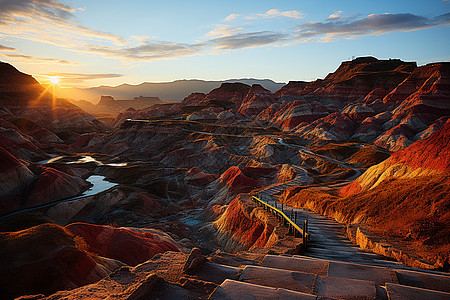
[1,2,449,64]
[131,35,150,42]
[0,44,16,52]
[0,0,127,49]
[327,11,343,20]
[35,72,124,85]
[224,14,240,22]
[0,53,78,64]
[296,12,450,41]
[210,31,289,50]
[47,72,123,80]
[85,41,205,61]
[206,25,243,37]
[247,9,304,19]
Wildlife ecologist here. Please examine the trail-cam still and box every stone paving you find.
[210,254,450,299]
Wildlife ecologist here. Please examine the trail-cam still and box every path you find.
[278,138,362,181]
[128,120,396,267]
[293,208,404,268]
[210,254,450,299]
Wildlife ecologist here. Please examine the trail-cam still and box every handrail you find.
[251,196,309,244]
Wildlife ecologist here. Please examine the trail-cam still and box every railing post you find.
[304,219,308,233]
[294,211,297,224]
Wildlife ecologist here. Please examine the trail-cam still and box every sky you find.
[0,0,449,88]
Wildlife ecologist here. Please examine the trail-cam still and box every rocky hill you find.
[281,120,450,268]
[0,62,109,161]
[1,58,449,299]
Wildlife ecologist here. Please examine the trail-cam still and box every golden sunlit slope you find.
[281,121,450,268]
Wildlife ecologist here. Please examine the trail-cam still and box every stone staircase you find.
[209,254,450,299]
[252,194,404,269]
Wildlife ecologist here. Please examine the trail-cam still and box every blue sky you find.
[0,0,449,88]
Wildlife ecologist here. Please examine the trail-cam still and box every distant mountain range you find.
[55,79,286,103]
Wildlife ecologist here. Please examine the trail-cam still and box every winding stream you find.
[0,157,121,221]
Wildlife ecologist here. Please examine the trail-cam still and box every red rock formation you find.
[66,223,180,266]
[373,123,415,151]
[0,117,44,160]
[390,119,450,172]
[71,132,103,151]
[0,223,116,299]
[181,92,206,106]
[271,100,329,130]
[341,103,375,122]
[274,81,309,98]
[383,62,449,106]
[9,117,63,144]
[27,167,90,207]
[242,166,277,178]
[342,119,450,197]
[185,167,219,186]
[0,62,44,105]
[238,84,276,116]
[0,147,35,214]
[295,112,356,141]
[391,63,450,125]
[219,166,261,194]
[203,82,250,103]
[213,195,278,251]
[351,116,383,142]
[301,57,416,101]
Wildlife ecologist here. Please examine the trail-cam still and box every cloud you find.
[0,44,16,52]
[85,41,205,61]
[224,14,240,21]
[0,0,127,48]
[248,9,303,19]
[210,31,289,50]
[1,53,78,64]
[295,13,450,41]
[2,3,449,64]
[206,25,243,37]
[34,72,124,85]
[131,35,150,42]
[327,11,343,20]
[46,72,123,80]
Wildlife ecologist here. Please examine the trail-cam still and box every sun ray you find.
[49,76,60,85]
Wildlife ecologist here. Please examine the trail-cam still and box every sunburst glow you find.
[49,76,60,85]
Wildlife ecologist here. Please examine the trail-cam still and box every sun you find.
[49,76,60,85]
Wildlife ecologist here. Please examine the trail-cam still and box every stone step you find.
[239,265,316,294]
[314,274,377,299]
[395,268,450,293]
[386,283,450,300]
[239,265,377,299]
[261,255,399,285]
[262,255,328,276]
[209,279,317,300]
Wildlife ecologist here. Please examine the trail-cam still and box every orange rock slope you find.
[213,195,279,252]
[66,223,180,266]
[282,121,450,267]
[342,118,450,196]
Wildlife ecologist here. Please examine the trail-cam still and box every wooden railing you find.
[251,195,309,246]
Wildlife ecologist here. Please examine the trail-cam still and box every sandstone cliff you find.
[213,194,280,252]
